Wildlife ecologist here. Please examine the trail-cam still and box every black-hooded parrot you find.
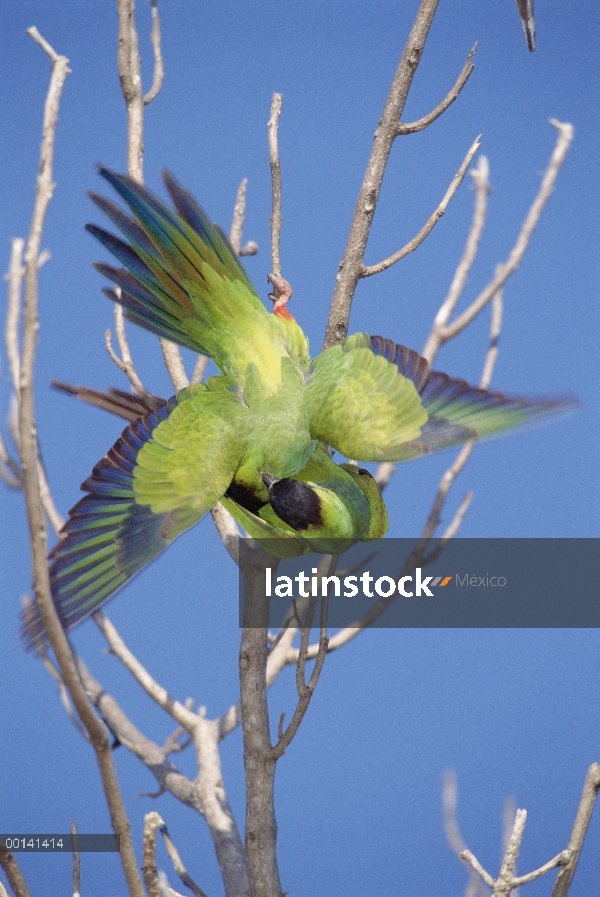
[21,168,575,649]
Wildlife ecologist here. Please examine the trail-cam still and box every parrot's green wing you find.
[21,382,246,651]
[369,335,579,460]
[304,333,428,461]
[305,333,578,463]
[87,169,309,383]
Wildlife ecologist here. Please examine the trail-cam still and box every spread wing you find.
[22,383,246,650]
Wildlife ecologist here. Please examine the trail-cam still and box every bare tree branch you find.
[116,0,188,392]
[270,560,332,759]
[5,238,24,396]
[323,0,441,348]
[435,120,573,346]
[19,29,145,897]
[268,93,283,277]
[551,763,600,897]
[0,843,32,897]
[396,43,476,134]
[93,611,199,730]
[239,549,282,897]
[361,135,480,277]
[230,178,248,256]
[143,812,171,897]
[423,154,490,362]
[210,502,241,563]
[160,819,209,897]
[70,821,81,897]
[143,0,164,104]
[104,301,147,394]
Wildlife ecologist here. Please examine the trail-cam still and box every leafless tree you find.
[1,3,595,897]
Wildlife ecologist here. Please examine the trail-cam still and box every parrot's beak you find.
[261,474,280,489]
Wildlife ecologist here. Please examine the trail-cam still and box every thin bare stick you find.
[111,302,147,392]
[5,238,24,395]
[513,851,570,887]
[31,620,90,740]
[397,44,476,135]
[143,0,164,105]
[160,338,188,390]
[440,120,573,343]
[361,136,480,277]
[117,0,144,182]
[239,240,259,257]
[160,823,209,897]
[423,154,490,362]
[191,354,209,384]
[494,808,527,895]
[271,559,333,760]
[0,428,20,488]
[143,812,167,897]
[210,502,241,564]
[70,821,81,897]
[323,0,441,348]
[440,491,473,541]
[229,177,248,255]
[93,611,198,730]
[268,94,283,277]
[460,851,496,889]
[117,0,188,391]
[75,655,199,808]
[516,0,536,52]
[0,843,32,897]
[442,769,467,855]
[19,30,145,897]
[37,460,64,535]
[551,763,600,897]
[442,770,487,897]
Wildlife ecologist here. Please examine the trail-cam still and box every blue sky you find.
[1,2,599,895]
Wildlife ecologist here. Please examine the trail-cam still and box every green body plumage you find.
[20,169,578,650]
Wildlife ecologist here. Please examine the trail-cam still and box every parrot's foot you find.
[267,273,293,315]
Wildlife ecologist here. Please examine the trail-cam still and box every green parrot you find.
[21,168,575,649]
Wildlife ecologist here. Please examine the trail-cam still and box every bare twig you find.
[159,822,209,897]
[268,93,283,277]
[460,851,496,889]
[551,763,600,897]
[323,0,441,347]
[210,502,241,564]
[105,302,147,393]
[0,842,32,897]
[516,0,536,52]
[423,154,490,362]
[229,178,248,255]
[397,44,476,134]
[116,0,188,392]
[75,656,197,806]
[0,428,20,488]
[71,821,81,897]
[191,353,209,384]
[93,611,198,730]
[143,812,168,897]
[5,238,24,395]
[143,0,164,104]
[435,121,573,347]
[19,29,145,897]
[361,136,480,277]
[160,339,188,391]
[270,557,333,759]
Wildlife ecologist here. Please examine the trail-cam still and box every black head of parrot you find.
[262,475,323,531]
